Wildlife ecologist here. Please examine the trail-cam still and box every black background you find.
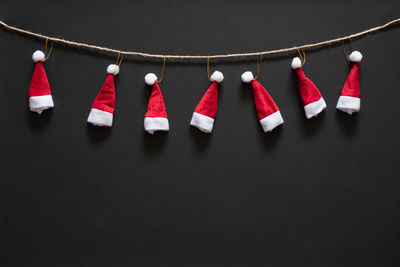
[1,0,400,266]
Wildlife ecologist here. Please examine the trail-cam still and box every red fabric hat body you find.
[145,82,168,118]
[190,79,221,134]
[295,68,326,119]
[251,79,279,120]
[296,68,322,106]
[194,81,218,118]
[29,62,51,97]
[144,81,169,134]
[341,63,360,98]
[250,79,284,132]
[29,61,54,114]
[91,74,115,114]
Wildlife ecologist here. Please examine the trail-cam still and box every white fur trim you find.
[291,57,302,69]
[32,50,45,62]
[145,73,158,85]
[190,112,215,133]
[107,64,119,75]
[87,108,113,127]
[241,71,254,83]
[29,95,54,114]
[336,95,360,115]
[144,117,169,134]
[210,71,224,83]
[259,110,284,132]
[304,97,327,119]
[349,51,362,62]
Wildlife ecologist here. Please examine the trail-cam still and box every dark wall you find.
[1,0,400,266]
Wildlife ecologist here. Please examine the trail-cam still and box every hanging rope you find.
[0,18,399,60]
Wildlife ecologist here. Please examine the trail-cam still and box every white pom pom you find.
[291,57,302,69]
[210,71,224,83]
[349,51,362,62]
[107,64,120,75]
[145,73,158,85]
[32,50,45,62]
[241,71,254,83]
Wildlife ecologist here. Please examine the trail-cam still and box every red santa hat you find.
[291,57,326,119]
[336,51,362,115]
[28,50,54,114]
[144,73,169,134]
[241,71,284,132]
[87,64,119,127]
[190,71,223,133]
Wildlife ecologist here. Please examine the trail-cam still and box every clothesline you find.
[0,18,399,60]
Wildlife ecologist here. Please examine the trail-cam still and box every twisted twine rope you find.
[0,18,399,60]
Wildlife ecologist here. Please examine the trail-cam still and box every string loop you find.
[206,57,213,82]
[116,52,123,66]
[342,37,354,62]
[43,38,53,61]
[297,47,306,67]
[157,56,166,83]
[254,53,263,80]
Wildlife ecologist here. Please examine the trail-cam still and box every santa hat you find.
[87,64,119,127]
[144,73,169,134]
[291,57,326,119]
[241,71,284,132]
[336,51,362,115]
[190,71,223,133]
[28,50,54,114]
